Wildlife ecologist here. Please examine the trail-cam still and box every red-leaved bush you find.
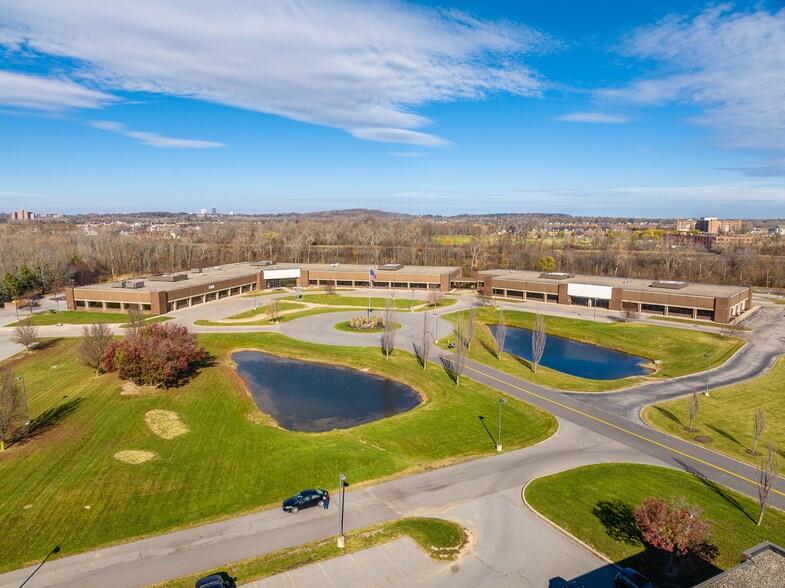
[633,497,713,558]
[102,323,207,387]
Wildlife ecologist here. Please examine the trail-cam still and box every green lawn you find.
[6,310,130,326]
[643,358,785,467]
[225,301,305,320]
[193,307,345,327]
[6,311,172,327]
[442,308,743,392]
[648,315,751,331]
[152,517,467,588]
[526,463,785,588]
[0,333,556,572]
[281,294,420,310]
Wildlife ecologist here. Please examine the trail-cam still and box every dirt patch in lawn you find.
[145,410,188,440]
[114,450,156,464]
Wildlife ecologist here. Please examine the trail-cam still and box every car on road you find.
[195,572,236,588]
[282,488,329,513]
[614,567,656,588]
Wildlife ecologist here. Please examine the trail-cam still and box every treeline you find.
[0,216,783,302]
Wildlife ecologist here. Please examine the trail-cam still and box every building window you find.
[641,303,665,314]
[527,292,544,300]
[88,301,102,308]
[492,288,504,296]
[106,302,121,309]
[337,280,352,286]
[142,304,151,311]
[668,306,693,316]
[697,309,714,320]
[76,300,85,307]
[547,294,559,303]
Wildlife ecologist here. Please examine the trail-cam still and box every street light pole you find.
[433,314,438,343]
[337,472,347,548]
[703,353,711,396]
[15,376,30,425]
[497,397,507,452]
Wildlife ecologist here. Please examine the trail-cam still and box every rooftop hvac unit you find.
[539,272,574,280]
[125,280,145,289]
[251,260,276,267]
[378,263,404,271]
[651,280,688,290]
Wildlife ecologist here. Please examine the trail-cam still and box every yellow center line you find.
[465,364,785,499]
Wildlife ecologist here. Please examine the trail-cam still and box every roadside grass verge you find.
[642,357,785,467]
[150,517,468,588]
[280,294,420,309]
[0,333,555,572]
[193,307,345,327]
[224,301,305,320]
[526,463,785,588]
[648,315,751,331]
[6,311,172,328]
[442,308,742,392]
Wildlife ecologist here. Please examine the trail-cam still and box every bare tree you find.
[427,289,443,307]
[751,408,766,455]
[80,322,114,376]
[12,318,39,351]
[264,299,280,323]
[380,299,396,359]
[493,310,507,360]
[451,320,470,385]
[687,390,700,432]
[720,320,744,338]
[126,305,147,333]
[757,441,779,526]
[418,313,432,369]
[621,303,640,322]
[531,314,546,373]
[467,303,477,346]
[0,371,26,452]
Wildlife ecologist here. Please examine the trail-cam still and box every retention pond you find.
[490,326,652,380]
[234,351,421,432]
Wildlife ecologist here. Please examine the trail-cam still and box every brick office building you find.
[476,269,751,323]
[65,262,461,316]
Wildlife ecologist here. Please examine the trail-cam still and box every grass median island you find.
[5,311,172,327]
[0,332,555,573]
[151,517,468,588]
[334,320,401,333]
[643,357,785,467]
[280,293,456,311]
[442,308,743,392]
[193,307,345,326]
[526,463,785,588]
[224,301,305,320]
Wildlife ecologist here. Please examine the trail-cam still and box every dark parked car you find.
[615,568,656,588]
[195,572,236,588]
[282,488,329,513]
[561,582,584,588]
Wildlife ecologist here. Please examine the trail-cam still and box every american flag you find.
[369,269,377,283]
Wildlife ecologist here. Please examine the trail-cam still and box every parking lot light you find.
[497,397,507,452]
[337,472,347,548]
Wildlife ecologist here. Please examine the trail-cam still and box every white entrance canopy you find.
[567,283,613,300]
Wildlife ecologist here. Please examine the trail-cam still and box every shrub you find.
[102,323,206,387]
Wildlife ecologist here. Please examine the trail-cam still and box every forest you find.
[1,212,783,302]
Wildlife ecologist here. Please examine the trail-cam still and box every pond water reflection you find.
[490,326,652,380]
[234,351,421,432]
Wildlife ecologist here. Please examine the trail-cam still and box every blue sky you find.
[1,0,784,217]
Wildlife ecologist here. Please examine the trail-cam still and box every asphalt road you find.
[0,292,782,587]
[0,421,662,588]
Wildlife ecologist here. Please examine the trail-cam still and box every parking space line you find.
[379,544,407,580]
[284,571,297,587]
[348,552,375,586]
[317,562,337,587]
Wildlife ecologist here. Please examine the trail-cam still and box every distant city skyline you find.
[1,1,784,218]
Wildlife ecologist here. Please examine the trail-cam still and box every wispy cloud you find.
[0,0,553,144]
[602,5,785,154]
[389,151,428,158]
[91,120,225,148]
[556,112,631,124]
[0,70,115,111]
[350,128,450,146]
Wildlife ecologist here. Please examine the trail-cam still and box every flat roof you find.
[477,269,748,298]
[290,263,461,275]
[73,262,462,294]
[75,262,261,294]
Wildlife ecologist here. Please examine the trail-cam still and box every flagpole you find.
[368,267,372,320]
